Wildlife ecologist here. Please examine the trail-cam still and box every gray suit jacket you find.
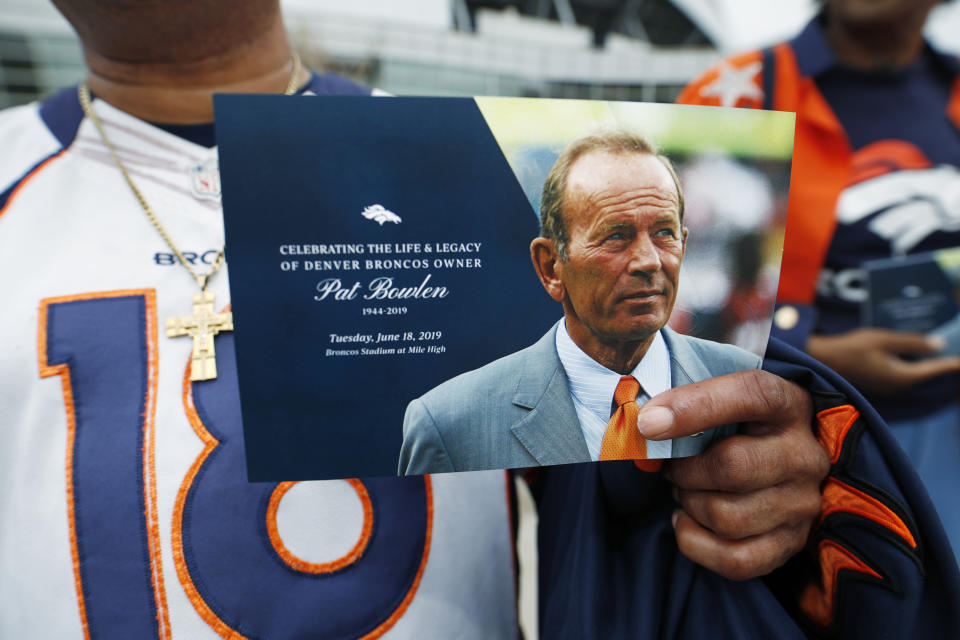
[398,322,761,475]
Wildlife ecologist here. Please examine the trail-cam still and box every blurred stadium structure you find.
[2,0,956,109]
[1,3,955,639]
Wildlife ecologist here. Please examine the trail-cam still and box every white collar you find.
[555,320,671,422]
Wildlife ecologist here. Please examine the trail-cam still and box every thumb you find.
[636,369,807,441]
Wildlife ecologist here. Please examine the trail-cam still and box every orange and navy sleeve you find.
[762,337,960,638]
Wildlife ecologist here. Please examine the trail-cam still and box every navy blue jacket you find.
[534,337,960,638]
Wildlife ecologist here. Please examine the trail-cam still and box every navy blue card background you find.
[216,95,559,481]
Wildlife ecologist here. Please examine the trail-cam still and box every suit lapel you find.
[510,323,590,465]
[505,327,734,464]
[662,329,712,457]
[663,328,714,387]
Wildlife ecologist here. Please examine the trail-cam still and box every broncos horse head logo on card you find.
[362,204,402,225]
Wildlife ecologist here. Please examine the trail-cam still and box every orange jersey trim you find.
[0,148,68,221]
[37,298,90,640]
[772,43,850,305]
[173,318,434,638]
[172,351,248,640]
[37,289,170,640]
[819,477,917,549]
[816,404,859,464]
[799,539,883,628]
[815,405,916,547]
[359,476,434,640]
[806,400,921,629]
[265,479,374,574]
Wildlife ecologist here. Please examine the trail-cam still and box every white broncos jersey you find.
[0,78,516,639]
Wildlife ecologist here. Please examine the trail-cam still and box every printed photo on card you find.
[215,95,794,480]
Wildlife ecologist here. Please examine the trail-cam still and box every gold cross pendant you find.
[166,291,233,381]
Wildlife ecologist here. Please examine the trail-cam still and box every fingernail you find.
[671,510,679,529]
[637,406,673,439]
[927,335,947,351]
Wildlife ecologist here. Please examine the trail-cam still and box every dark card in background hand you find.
[864,250,960,334]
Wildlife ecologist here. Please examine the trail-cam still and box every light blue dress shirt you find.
[555,321,673,461]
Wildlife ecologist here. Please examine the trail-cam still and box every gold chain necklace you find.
[77,53,302,380]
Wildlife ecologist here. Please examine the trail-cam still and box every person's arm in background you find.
[806,329,960,393]
[772,305,960,395]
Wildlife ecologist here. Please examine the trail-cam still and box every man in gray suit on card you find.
[399,131,760,475]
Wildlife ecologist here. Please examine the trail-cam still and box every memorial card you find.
[215,96,795,480]
[864,248,960,355]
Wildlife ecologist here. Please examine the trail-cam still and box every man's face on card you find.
[556,150,687,351]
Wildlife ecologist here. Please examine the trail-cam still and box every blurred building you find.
[0,0,732,108]
[2,0,958,108]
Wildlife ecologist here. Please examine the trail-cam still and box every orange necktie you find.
[599,375,647,461]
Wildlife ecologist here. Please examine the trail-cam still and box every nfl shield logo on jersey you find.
[190,159,222,201]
